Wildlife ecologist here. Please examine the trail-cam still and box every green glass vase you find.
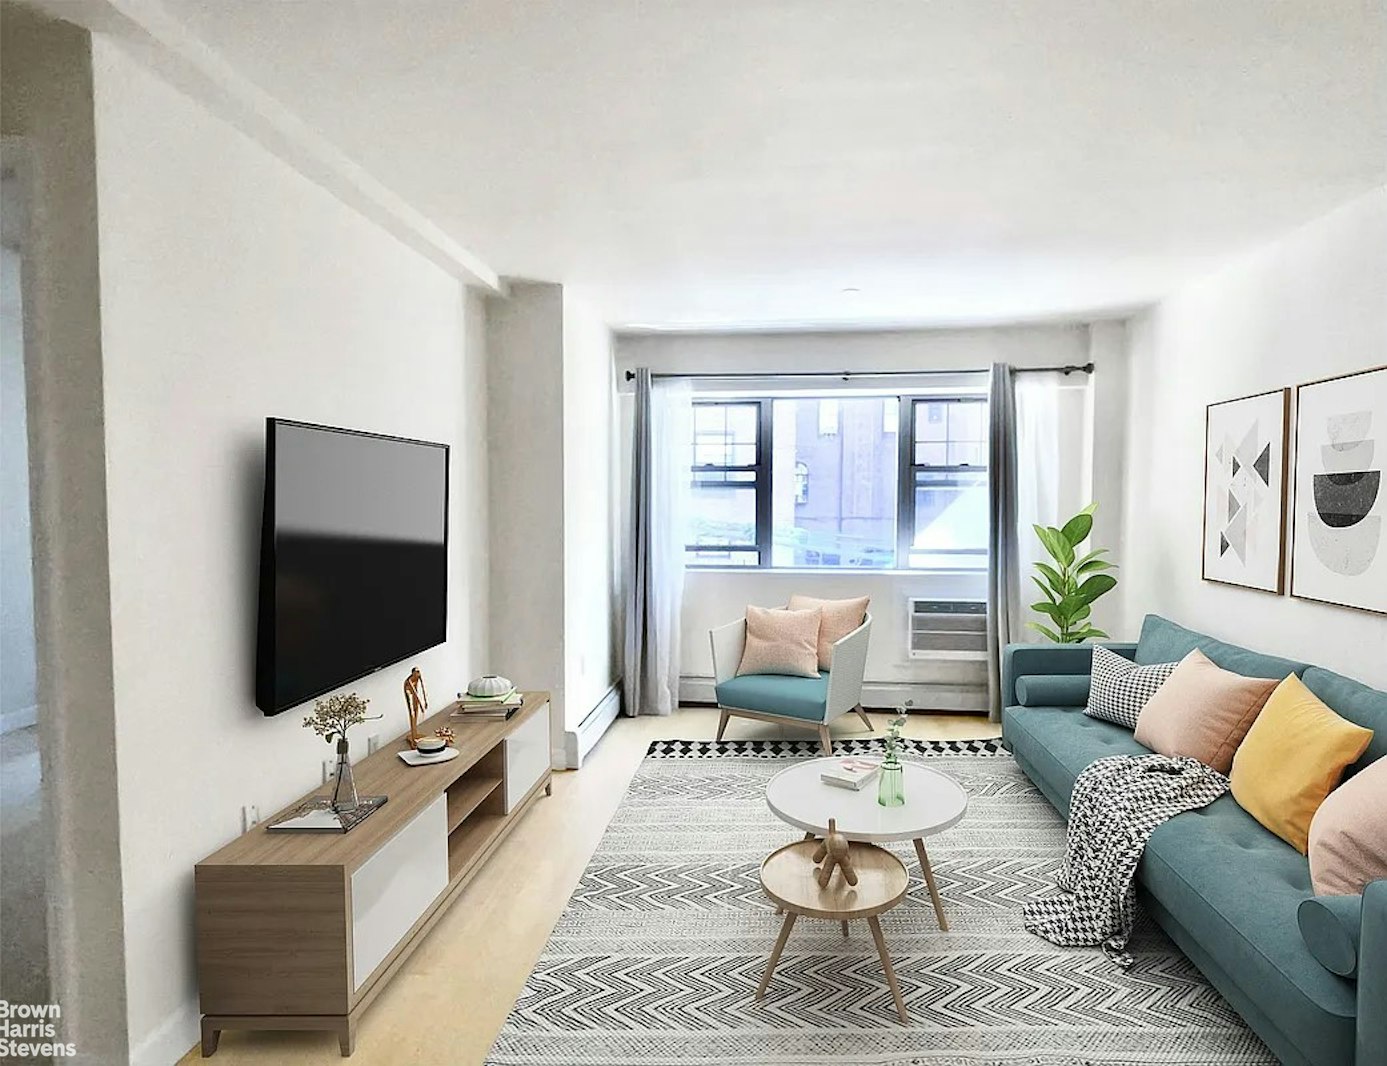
[877,757,905,807]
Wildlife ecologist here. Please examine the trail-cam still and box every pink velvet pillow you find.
[787,594,869,670]
[737,605,822,678]
[1133,648,1278,774]
[1309,759,1387,896]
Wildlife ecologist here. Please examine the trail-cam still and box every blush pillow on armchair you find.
[736,605,823,678]
[1133,648,1278,774]
[786,594,869,670]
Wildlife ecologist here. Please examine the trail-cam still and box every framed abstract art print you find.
[1202,388,1290,593]
[1290,365,1387,614]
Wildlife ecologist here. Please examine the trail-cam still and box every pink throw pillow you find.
[1309,759,1387,896]
[787,594,869,671]
[736,605,823,678]
[1132,648,1278,774]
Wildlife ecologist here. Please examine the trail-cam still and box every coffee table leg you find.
[867,916,908,1024]
[912,838,949,931]
[840,921,849,938]
[756,912,797,1001]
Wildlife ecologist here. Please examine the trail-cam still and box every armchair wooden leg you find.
[716,708,730,741]
[817,724,833,756]
[853,704,873,731]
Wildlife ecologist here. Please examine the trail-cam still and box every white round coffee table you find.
[765,758,967,929]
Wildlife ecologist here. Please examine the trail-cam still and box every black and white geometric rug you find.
[487,738,1273,1065]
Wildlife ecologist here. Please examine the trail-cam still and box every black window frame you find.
[899,396,989,569]
[685,399,771,566]
[686,393,989,570]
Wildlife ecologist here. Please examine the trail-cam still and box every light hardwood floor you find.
[179,707,1000,1065]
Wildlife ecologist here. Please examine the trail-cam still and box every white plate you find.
[396,747,460,767]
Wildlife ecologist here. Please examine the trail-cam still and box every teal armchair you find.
[710,613,873,755]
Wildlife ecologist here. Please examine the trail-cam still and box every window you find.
[902,398,988,569]
[686,393,988,569]
[686,401,768,566]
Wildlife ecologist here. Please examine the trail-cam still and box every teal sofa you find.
[1001,614,1386,1066]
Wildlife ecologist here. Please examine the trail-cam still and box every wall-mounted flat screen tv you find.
[256,419,449,716]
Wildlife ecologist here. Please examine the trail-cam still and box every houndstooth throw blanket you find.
[1023,753,1229,967]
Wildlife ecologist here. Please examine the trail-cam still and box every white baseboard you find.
[130,999,200,1066]
[562,682,622,769]
[0,703,37,735]
[678,677,987,715]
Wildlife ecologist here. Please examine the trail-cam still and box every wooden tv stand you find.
[194,691,553,1056]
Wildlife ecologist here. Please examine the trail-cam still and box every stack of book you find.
[451,688,524,720]
[820,757,881,791]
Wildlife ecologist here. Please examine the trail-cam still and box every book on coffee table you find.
[820,757,881,791]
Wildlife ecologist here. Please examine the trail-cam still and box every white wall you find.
[486,281,567,754]
[615,323,1130,708]
[2,9,129,1062]
[89,38,491,1063]
[0,244,37,729]
[561,292,619,726]
[1122,187,1387,689]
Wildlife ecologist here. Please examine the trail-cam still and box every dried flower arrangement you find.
[302,692,380,744]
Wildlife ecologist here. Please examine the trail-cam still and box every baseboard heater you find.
[562,682,621,769]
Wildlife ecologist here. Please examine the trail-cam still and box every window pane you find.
[693,402,758,468]
[913,441,947,466]
[909,468,988,569]
[688,483,757,550]
[770,397,898,568]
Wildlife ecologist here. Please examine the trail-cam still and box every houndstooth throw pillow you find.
[1084,645,1177,730]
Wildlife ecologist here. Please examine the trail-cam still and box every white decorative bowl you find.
[467,674,513,698]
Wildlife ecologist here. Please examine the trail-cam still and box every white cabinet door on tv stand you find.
[505,701,550,812]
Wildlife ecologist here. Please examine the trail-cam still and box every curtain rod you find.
[622,363,1093,382]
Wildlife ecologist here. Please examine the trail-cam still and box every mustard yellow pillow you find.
[1230,674,1374,853]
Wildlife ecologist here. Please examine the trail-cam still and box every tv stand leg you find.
[200,1019,220,1057]
[338,1018,356,1057]
[545,779,552,797]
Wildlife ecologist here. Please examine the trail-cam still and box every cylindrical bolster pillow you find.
[1297,895,1362,978]
[1014,674,1091,708]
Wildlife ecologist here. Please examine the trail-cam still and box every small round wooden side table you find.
[756,839,911,1023]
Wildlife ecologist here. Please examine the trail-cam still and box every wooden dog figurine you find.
[812,818,858,888]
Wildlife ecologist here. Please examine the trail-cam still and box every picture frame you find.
[1201,388,1290,594]
[1289,365,1387,615]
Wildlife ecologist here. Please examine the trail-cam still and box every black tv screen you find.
[256,419,449,715]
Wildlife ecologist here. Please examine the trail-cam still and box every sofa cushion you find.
[1134,614,1309,680]
[1014,674,1091,707]
[1301,666,1387,774]
[1134,649,1279,774]
[1309,758,1387,896]
[715,671,829,722]
[1230,674,1374,853]
[1298,895,1362,979]
[1141,797,1358,1066]
[1084,645,1177,729]
[1002,705,1150,810]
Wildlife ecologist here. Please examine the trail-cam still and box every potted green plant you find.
[1027,502,1118,643]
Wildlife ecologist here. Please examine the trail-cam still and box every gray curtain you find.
[986,363,1019,722]
[624,368,655,716]
[623,368,688,716]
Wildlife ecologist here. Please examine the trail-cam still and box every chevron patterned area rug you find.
[487,738,1274,1065]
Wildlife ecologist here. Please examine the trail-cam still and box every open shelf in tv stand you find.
[194,691,553,1057]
